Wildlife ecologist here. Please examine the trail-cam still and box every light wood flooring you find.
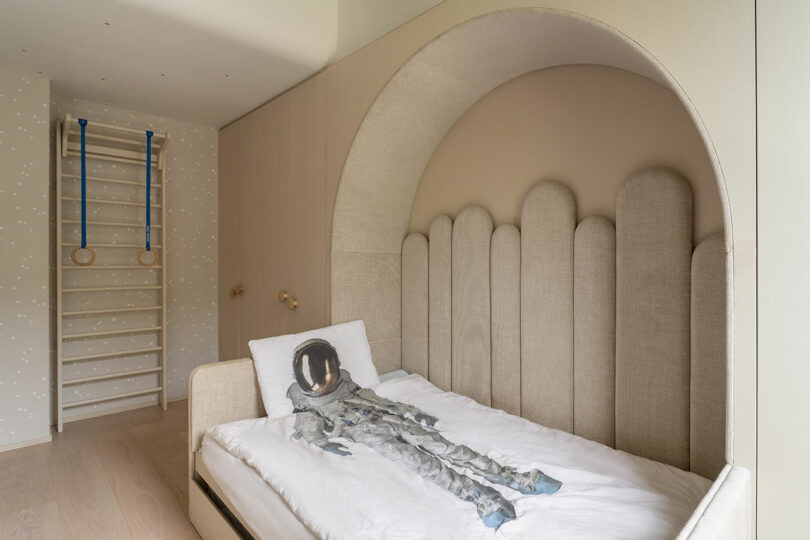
[0,401,199,539]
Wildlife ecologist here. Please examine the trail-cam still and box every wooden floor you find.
[0,401,199,539]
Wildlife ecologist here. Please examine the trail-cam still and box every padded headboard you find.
[401,167,727,478]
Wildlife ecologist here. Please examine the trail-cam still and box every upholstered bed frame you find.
[191,7,752,538]
[189,170,750,539]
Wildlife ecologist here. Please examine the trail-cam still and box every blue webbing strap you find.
[78,118,88,249]
[146,130,153,251]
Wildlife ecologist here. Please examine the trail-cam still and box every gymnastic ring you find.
[137,247,159,267]
[70,246,96,266]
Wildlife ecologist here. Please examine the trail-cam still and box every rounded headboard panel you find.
[331,7,732,478]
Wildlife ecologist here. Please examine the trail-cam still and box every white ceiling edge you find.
[0,0,443,127]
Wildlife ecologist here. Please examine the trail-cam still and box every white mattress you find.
[201,373,711,539]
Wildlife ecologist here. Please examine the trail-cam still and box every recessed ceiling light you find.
[21,49,27,53]
[109,99,114,103]
[37,71,42,74]
[160,73,166,77]
[104,22,111,26]
[100,77,106,81]
[225,74,230,78]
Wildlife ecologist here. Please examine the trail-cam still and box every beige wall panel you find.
[520,181,576,431]
[573,216,616,447]
[331,251,401,346]
[288,73,328,334]
[411,65,721,244]
[401,234,429,378]
[615,168,692,469]
[690,232,727,479]
[451,206,493,406]
[218,124,241,361]
[428,215,452,391]
[758,1,810,534]
[490,224,521,416]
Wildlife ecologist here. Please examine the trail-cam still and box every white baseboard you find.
[0,434,52,453]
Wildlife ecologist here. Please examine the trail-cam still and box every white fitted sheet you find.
[202,374,711,539]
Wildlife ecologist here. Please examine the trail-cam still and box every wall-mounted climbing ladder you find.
[56,114,170,431]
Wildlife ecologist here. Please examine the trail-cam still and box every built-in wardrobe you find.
[218,73,328,359]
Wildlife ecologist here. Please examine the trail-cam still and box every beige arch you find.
[330,7,734,460]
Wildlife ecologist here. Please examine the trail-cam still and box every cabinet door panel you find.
[218,123,241,360]
[237,111,269,356]
[288,73,327,333]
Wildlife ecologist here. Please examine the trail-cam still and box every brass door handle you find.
[229,284,245,297]
[278,290,298,311]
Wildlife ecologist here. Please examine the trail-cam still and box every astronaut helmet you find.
[293,338,343,397]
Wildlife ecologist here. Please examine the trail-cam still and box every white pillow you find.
[249,320,380,418]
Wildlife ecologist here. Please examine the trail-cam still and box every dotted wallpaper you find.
[51,95,218,419]
[0,70,51,448]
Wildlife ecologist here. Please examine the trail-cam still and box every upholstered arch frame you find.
[330,6,734,470]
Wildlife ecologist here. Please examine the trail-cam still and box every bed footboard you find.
[677,464,752,539]
[188,358,265,475]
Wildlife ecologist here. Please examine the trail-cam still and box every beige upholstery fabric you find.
[616,168,693,469]
[677,464,751,539]
[188,358,263,456]
[428,215,453,391]
[402,234,429,378]
[520,181,576,431]
[690,233,727,478]
[573,216,616,447]
[491,224,521,416]
[331,251,401,373]
[452,206,493,406]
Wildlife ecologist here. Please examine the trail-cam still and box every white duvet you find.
[206,374,710,539]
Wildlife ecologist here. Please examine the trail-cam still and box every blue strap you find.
[145,130,153,251]
[78,118,88,249]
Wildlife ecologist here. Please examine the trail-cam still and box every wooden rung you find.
[62,326,162,340]
[64,115,167,139]
[63,286,162,293]
[78,132,162,150]
[62,347,162,363]
[63,386,163,408]
[62,173,162,189]
[64,367,163,386]
[62,219,162,228]
[62,265,162,270]
[66,150,157,167]
[62,306,162,316]
[62,196,161,208]
[62,243,163,248]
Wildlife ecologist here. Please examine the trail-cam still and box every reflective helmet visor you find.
[293,339,341,397]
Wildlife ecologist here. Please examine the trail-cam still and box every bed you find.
[191,167,750,538]
[189,360,749,539]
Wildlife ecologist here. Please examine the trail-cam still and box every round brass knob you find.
[287,297,298,311]
[278,290,289,303]
[229,284,245,297]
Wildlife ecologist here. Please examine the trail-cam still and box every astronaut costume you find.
[287,338,562,530]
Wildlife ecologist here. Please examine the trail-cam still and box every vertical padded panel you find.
[452,206,493,406]
[574,216,616,447]
[691,232,727,478]
[616,167,692,469]
[402,234,429,378]
[429,215,452,391]
[491,225,521,416]
[520,181,576,431]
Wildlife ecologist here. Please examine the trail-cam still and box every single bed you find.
[189,363,748,539]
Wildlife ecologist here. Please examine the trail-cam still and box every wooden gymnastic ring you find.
[70,246,96,266]
[137,247,159,267]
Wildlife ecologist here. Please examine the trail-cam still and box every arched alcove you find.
[331,7,733,461]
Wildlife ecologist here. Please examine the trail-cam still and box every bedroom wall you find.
[323,0,756,528]
[51,96,218,419]
[410,65,723,242]
[0,69,52,450]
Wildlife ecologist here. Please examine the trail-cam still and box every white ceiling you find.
[0,0,442,127]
